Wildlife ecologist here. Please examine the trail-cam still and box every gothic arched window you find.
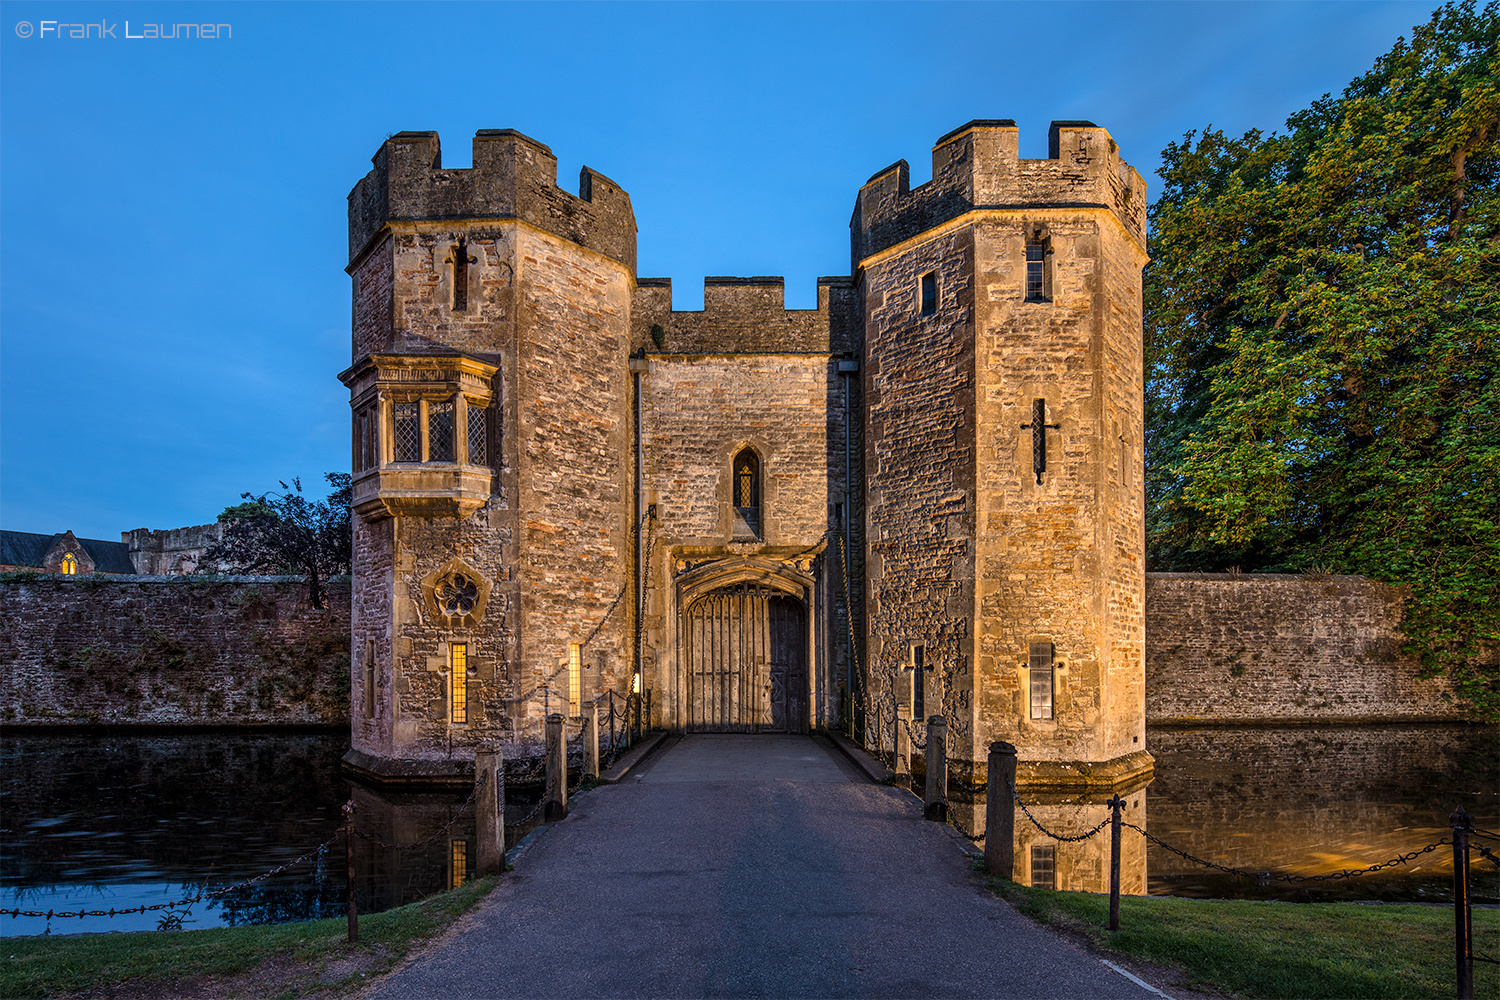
[60,553,77,575]
[733,448,761,537]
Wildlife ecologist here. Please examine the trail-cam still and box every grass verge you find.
[0,875,497,999]
[989,877,1500,999]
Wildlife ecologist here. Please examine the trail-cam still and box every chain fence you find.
[0,830,344,923]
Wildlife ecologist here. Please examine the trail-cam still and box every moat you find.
[1,724,1495,937]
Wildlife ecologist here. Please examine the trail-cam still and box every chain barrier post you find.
[609,690,617,753]
[476,745,504,876]
[545,713,568,821]
[342,798,358,944]
[584,706,600,782]
[1109,794,1124,932]
[984,742,1016,878]
[1454,804,1473,1000]
[894,705,911,784]
[923,715,948,822]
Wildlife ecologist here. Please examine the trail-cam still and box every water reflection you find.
[1146,724,1499,902]
[0,732,546,937]
[2,724,1495,936]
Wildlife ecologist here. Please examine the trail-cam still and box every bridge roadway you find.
[361,734,1167,999]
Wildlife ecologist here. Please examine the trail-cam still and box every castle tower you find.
[853,120,1152,794]
[340,130,637,779]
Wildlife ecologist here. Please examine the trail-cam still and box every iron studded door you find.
[685,585,806,733]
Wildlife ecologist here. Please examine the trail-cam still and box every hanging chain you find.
[0,830,343,921]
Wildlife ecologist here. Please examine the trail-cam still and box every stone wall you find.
[122,523,226,575]
[0,577,350,726]
[1144,573,1464,723]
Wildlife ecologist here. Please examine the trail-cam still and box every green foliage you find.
[990,879,1500,999]
[206,474,352,610]
[1145,1,1500,719]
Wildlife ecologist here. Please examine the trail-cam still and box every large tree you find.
[206,473,352,610]
[1144,2,1500,719]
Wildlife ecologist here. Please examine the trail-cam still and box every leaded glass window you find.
[428,398,455,462]
[449,839,469,889]
[1030,843,1056,889]
[568,643,581,716]
[394,402,420,462]
[467,403,487,466]
[450,643,468,724]
[1025,240,1047,301]
[1029,641,1054,720]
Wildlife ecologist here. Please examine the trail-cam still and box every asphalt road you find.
[361,734,1164,1000]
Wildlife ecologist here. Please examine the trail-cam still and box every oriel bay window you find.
[339,352,500,520]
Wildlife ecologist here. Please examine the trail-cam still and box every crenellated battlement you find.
[348,129,637,271]
[851,120,1147,265]
[631,275,857,355]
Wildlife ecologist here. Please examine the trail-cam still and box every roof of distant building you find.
[0,529,136,574]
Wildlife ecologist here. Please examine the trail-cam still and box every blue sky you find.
[0,0,1437,539]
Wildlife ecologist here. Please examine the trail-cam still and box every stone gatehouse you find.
[341,120,1152,791]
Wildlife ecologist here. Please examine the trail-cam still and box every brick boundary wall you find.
[1145,573,1466,724]
[0,577,350,727]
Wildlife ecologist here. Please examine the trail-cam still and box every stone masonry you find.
[343,121,1150,791]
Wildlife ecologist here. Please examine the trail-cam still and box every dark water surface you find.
[1,724,1495,936]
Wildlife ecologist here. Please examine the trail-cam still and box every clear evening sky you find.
[0,1,1437,540]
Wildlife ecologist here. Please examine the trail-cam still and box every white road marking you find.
[1101,959,1175,999]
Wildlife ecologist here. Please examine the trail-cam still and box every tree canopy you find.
[206,473,352,610]
[1144,2,1500,718]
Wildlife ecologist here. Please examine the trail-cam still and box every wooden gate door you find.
[685,584,806,733]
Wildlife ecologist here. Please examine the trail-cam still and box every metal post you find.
[583,706,599,782]
[545,713,567,822]
[984,741,1017,878]
[1109,794,1123,932]
[342,799,358,944]
[923,715,948,822]
[894,705,911,784]
[609,690,617,753]
[1454,805,1473,1000]
[475,745,504,876]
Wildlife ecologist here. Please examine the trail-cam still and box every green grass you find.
[989,877,1500,999]
[0,876,497,999]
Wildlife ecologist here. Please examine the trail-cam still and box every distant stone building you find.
[0,524,231,576]
[341,120,1153,792]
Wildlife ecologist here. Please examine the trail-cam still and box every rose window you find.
[438,574,477,616]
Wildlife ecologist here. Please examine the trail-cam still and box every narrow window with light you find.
[449,839,469,889]
[568,643,582,716]
[450,643,468,725]
[60,553,78,575]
